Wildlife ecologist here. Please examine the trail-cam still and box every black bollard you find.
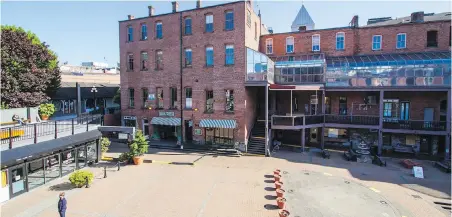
[104,166,107,178]
[117,162,121,171]
[85,176,90,188]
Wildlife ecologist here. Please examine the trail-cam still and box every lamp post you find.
[91,86,98,112]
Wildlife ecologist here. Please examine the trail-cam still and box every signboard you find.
[159,111,175,117]
[118,133,128,139]
[123,116,137,120]
[412,166,424,179]
[194,129,202,135]
[189,120,193,127]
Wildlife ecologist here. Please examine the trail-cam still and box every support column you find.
[290,90,293,116]
[272,92,277,114]
[301,129,305,153]
[321,90,325,114]
[378,90,384,155]
[321,127,325,149]
[446,90,451,159]
[265,85,270,157]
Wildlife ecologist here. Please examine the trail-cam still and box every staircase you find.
[247,121,266,155]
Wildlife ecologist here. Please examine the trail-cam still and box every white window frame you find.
[372,35,382,51]
[336,32,345,50]
[286,36,294,53]
[396,33,406,49]
[312,34,320,51]
[266,38,273,54]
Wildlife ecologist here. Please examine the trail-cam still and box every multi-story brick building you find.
[120,1,451,159]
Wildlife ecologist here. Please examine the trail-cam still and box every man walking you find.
[58,192,67,217]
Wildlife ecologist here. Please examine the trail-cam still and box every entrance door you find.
[424,108,434,129]
[9,165,27,198]
[420,136,430,153]
[142,119,149,136]
[185,120,193,142]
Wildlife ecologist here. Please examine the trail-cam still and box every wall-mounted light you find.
[194,108,198,111]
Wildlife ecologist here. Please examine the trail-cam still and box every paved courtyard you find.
[1,148,451,217]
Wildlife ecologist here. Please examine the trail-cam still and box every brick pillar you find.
[378,90,384,155]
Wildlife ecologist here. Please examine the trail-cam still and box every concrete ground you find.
[1,148,450,217]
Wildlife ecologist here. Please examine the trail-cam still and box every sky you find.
[2,0,451,67]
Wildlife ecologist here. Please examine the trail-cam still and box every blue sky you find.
[2,1,450,67]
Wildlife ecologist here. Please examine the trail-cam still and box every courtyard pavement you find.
[1,148,450,217]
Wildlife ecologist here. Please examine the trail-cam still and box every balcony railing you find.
[274,74,324,84]
[383,120,447,131]
[271,115,324,127]
[325,115,379,126]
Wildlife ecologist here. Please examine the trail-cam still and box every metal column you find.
[265,84,270,157]
[446,90,451,159]
[378,90,384,155]
[290,90,293,116]
[301,129,305,153]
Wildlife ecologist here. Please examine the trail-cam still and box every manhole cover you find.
[380,201,388,205]
[288,189,294,193]
[283,171,288,174]
[345,181,350,184]
[412,195,422,199]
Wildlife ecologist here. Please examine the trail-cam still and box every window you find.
[254,22,257,40]
[142,88,148,108]
[156,88,163,109]
[396,33,406,49]
[156,22,162,39]
[225,45,234,65]
[225,11,234,31]
[383,102,392,117]
[372,35,382,50]
[339,97,347,115]
[127,54,134,71]
[246,10,251,27]
[427,30,438,47]
[312,34,320,51]
[205,14,213,32]
[170,87,177,109]
[206,46,214,66]
[266,38,273,54]
[336,32,344,50]
[156,50,163,70]
[400,102,410,120]
[140,52,148,71]
[184,48,192,67]
[225,90,234,112]
[127,26,133,42]
[184,17,192,35]
[141,24,147,40]
[288,56,294,61]
[185,87,192,109]
[128,88,135,108]
[286,36,294,53]
[206,90,214,113]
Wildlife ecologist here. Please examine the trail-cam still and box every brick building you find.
[120,1,451,159]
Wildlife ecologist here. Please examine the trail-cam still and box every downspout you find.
[179,12,184,148]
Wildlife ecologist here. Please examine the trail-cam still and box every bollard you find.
[117,162,121,171]
[104,166,107,178]
[85,176,90,188]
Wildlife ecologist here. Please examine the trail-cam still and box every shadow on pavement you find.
[264,187,276,191]
[263,204,279,210]
[264,195,277,200]
[48,182,74,191]
[264,179,274,183]
[264,175,273,178]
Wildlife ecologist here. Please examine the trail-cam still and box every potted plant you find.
[68,170,94,188]
[274,174,282,182]
[275,181,283,189]
[276,188,285,198]
[276,197,286,209]
[100,137,111,158]
[38,103,55,120]
[129,130,149,165]
[279,210,290,217]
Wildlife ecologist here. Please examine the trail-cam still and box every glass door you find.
[400,102,410,120]
[77,146,87,169]
[9,165,27,198]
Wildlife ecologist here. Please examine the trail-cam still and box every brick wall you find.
[326,91,380,116]
[384,91,447,120]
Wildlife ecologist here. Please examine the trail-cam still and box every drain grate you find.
[380,201,388,205]
[412,195,422,199]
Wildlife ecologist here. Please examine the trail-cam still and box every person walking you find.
[58,192,67,217]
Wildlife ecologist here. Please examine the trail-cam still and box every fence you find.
[1,114,103,149]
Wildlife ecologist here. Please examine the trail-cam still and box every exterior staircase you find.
[247,121,266,156]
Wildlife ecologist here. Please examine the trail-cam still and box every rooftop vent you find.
[268,27,273,34]
[367,17,392,25]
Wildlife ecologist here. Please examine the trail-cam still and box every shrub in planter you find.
[118,152,132,163]
[129,130,149,165]
[69,170,94,188]
[100,137,111,156]
[39,103,55,120]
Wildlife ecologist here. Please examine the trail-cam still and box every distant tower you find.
[291,5,315,31]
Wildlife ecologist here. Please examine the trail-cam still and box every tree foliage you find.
[1,25,61,108]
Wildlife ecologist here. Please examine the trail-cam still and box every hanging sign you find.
[123,116,137,120]
[194,129,202,135]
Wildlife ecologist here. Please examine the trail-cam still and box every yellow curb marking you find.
[323,172,333,176]
[369,187,380,193]
[101,157,113,161]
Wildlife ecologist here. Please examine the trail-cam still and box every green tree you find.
[113,88,121,105]
[1,25,61,108]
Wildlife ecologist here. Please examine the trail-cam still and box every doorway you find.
[142,119,149,136]
[185,120,193,142]
[9,165,27,198]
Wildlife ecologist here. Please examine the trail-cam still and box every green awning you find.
[151,117,181,126]
[199,119,236,129]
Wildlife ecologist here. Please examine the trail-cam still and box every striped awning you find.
[199,119,236,129]
[150,117,181,126]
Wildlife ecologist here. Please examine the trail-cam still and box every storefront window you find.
[61,149,76,176]
[45,154,61,183]
[77,146,87,169]
[27,159,45,190]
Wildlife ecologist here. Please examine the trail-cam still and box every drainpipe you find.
[179,12,184,148]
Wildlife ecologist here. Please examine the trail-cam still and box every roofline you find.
[261,26,353,37]
[118,0,244,23]
[361,19,451,28]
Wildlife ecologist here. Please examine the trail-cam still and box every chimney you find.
[298,26,307,32]
[268,27,273,34]
[128,15,135,20]
[172,1,179,13]
[196,0,201,9]
[351,15,359,28]
[411,11,424,23]
[148,6,154,16]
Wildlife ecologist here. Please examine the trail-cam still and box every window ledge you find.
[335,49,345,51]
[224,28,234,31]
[396,47,406,50]
[204,31,214,34]
[205,65,214,68]
[204,111,214,114]
[184,65,193,68]
[224,64,235,67]
[224,111,234,114]
[184,108,194,111]
[139,39,148,41]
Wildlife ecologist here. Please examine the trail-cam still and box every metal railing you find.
[271,115,324,127]
[325,114,379,125]
[383,120,447,131]
[1,114,103,149]
[274,74,324,84]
